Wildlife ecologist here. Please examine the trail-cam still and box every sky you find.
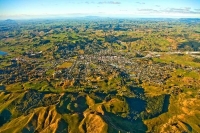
[0,0,200,19]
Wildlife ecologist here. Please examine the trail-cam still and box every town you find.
[0,18,199,133]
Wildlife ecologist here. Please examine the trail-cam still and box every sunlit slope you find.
[0,106,67,133]
[144,93,200,133]
[0,89,170,133]
[0,69,200,133]
[0,66,200,133]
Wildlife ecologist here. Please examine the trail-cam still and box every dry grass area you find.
[80,113,108,133]
[58,62,73,69]
[144,92,200,133]
[0,106,67,133]
[154,54,200,68]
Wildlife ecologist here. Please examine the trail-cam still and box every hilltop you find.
[0,18,200,133]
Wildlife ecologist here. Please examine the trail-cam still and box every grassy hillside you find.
[0,18,200,132]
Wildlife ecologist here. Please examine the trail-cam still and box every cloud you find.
[137,9,159,13]
[136,2,145,4]
[137,7,200,15]
[155,5,160,7]
[120,10,127,11]
[163,7,200,14]
[194,9,200,11]
[85,1,95,4]
[166,7,191,12]
[98,1,121,4]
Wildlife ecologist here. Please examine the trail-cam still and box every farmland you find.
[0,18,200,133]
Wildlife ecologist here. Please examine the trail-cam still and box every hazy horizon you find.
[0,0,200,20]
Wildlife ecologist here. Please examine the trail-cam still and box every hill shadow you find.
[178,41,200,51]
[0,85,6,91]
[129,86,145,97]
[103,112,147,133]
[0,109,12,126]
[162,94,170,112]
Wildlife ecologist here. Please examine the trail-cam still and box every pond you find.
[0,51,8,55]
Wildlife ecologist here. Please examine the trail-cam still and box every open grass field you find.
[58,62,73,69]
[0,18,200,132]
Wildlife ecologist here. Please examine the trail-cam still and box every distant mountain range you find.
[178,18,200,23]
[0,19,18,25]
[1,17,200,22]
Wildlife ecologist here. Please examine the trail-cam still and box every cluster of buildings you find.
[0,49,198,92]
